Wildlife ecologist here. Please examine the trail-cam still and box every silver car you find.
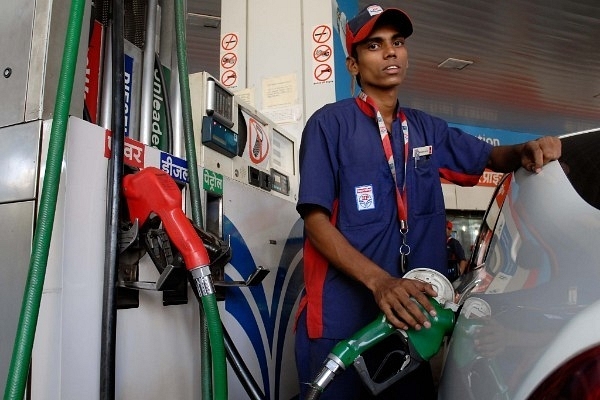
[439,130,600,399]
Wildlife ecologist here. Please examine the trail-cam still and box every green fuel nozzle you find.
[305,297,456,399]
[407,297,455,360]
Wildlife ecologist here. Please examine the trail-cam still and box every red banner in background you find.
[441,168,504,187]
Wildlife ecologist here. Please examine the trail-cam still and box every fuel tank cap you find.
[403,268,455,308]
[461,297,492,319]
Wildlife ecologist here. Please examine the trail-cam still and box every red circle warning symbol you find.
[221,52,237,69]
[312,25,332,43]
[314,64,332,81]
[313,44,332,62]
[221,70,237,87]
[248,118,270,164]
[221,33,238,51]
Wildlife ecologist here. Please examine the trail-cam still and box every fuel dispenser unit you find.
[305,269,458,399]
[4,89,303,399]
[108,69,303,399]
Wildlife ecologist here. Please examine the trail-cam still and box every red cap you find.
[446,221,453,230]
[345,4,413,55]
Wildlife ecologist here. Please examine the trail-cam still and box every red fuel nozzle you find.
[122,167,210,270]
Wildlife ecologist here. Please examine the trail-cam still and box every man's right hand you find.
[370,276,438,331]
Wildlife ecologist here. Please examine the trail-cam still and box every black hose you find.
[99,0,125,398]
[223,327,266,400]
[304,385,323,400]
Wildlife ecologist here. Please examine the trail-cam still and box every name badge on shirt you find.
[413,146,433,158]
[413,145,433,168]
[355,185,375,211]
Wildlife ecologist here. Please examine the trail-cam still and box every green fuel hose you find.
[3,0,87,398]
[173,0,227,399]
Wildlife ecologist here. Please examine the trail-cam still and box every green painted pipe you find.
[3,0,87,398]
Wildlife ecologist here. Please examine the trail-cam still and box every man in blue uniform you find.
[446,220,468,281]
[295,4,561,399]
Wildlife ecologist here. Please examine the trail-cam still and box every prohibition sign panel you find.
[221,33,239,51]
[313,44,332,62]
[314,63,332,82]
[221,70,238,87]
[312,25,332,44]
[221,52,237,69]
[248,117,270,164]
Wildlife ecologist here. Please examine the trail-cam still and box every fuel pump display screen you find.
[271,129,294,175]
[201,116,238,158]
[270,169,290,195]
[206,79,234,128]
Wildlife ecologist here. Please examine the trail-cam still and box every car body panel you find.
[439,159,600,400]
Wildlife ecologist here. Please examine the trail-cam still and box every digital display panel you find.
[206,78,234,128]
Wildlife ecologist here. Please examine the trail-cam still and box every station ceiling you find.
[186,0,600,136]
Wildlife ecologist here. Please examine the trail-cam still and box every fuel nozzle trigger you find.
[351,329,421,396]
[353,297,455,395]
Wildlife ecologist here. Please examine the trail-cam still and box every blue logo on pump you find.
[224,216,304,400]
